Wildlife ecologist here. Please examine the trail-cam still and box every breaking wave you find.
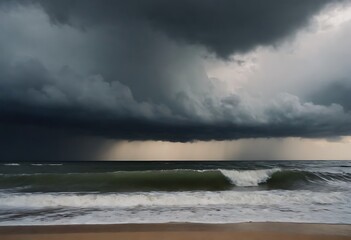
[220,168,280,186]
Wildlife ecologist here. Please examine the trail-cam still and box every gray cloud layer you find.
[0,0,350,160]
[37,0,336,58]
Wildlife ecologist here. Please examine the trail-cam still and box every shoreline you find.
[1,222,350,240]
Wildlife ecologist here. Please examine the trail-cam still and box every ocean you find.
[0,161,350,225]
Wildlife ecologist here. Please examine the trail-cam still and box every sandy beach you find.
[0,223,350,240]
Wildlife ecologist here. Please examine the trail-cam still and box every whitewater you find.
[0,161,350,225]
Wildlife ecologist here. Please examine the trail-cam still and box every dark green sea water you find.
[0,161,350,225]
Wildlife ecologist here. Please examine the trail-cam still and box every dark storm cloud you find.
[0,0,350,160]
[310,81,351,111]
[1,89,350,143]
[35,0,336,58]
[0,123,110,161]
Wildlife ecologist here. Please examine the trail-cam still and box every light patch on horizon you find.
[104,137,351,161]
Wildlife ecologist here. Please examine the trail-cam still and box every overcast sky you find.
[0,0,351,161]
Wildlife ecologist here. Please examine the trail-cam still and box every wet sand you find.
[1,222,351,240]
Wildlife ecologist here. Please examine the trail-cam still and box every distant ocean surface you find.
[0,161,350,225]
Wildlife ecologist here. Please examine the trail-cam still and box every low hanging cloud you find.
[0,0,351,160]
[35,0,339,58]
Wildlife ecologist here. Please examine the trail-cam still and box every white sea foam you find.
[0,190,347,209]
[1,190,349,226]
[3,163,20,166]
[219,168,280,186]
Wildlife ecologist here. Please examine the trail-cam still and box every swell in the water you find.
[0,169,350,192]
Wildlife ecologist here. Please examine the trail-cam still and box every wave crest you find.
[220,168,280,187]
